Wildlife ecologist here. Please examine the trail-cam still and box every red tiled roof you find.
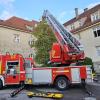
[63,4,100,34]
[0,16,38,32]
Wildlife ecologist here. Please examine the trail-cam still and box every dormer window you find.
[70,24,75,30]
[91,11,100,22]
[26,25,33,31]
[79,20,82,27]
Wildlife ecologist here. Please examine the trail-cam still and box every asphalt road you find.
[0,84,99,100]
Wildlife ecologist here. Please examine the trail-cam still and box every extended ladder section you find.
[43,10,83,54]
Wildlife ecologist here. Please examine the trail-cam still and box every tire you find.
[55,77,69,91]
[0,79,3,89]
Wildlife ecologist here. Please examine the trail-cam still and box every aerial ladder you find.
[43,10,84,65]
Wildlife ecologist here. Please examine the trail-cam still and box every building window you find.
[28,35,34,46]
[96,46,100,56]
[29,53,34,58]
[93,26,100,37]
[26,25,33,31]
[28,40,34,46]
[70,24,75,30]
[14,34,20,43]
[91,11,100,22]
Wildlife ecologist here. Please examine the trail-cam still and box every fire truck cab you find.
[0,53,26,88]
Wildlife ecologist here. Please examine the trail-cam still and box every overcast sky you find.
[0,0,100,23]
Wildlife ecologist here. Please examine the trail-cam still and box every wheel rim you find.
[58,79,67,89]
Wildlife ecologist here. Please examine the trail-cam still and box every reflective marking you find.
[54,70,69,73]
[20,71,25,73]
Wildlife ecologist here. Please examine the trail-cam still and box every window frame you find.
[26,25,33,31]
[93,26,100,38]
[96,46,100,56]
[14,34,20,43]
[28,35,35,46]
[78,20,82,27]
[70,23,75,30]
[91,11,100,22]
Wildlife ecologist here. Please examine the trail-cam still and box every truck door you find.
[71,68,81,83]
[32,69,52,84]
[5,61,20,84]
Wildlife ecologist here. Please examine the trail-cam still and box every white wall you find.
[0,27,36,57]
[74,26,100,73]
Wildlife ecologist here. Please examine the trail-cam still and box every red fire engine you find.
[0,10,93,90]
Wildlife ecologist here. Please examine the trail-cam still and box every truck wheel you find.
[55,77,69,91]
[0,79,3,89]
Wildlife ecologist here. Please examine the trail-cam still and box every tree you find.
[32,20,56,66]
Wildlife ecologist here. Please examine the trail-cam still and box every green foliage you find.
[83,57,95,72]
[83,57,93,66]
[32,20,56,66]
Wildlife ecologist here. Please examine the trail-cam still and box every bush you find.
[83,57,93,66]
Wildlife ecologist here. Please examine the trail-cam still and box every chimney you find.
[75,8,79,18]
[84,8,88,12]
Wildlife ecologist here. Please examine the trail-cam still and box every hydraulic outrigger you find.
[10,85,25,97]
[10,84,93,99]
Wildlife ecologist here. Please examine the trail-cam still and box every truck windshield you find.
[6,61,19,74]
[7,61,19,66]
[25,60,31,68]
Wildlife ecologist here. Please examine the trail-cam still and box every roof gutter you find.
[0,24,33,33]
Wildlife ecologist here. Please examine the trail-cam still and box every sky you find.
[0,0,100,23]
